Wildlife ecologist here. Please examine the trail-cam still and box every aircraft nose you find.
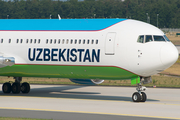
[160,44,179,67]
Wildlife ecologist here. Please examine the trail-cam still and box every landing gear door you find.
[105,32,116,55]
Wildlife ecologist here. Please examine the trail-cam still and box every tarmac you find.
[0,84,180,120]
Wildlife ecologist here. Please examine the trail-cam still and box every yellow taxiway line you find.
[0,107,179,120]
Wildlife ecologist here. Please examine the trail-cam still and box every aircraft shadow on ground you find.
[0,85,159,102]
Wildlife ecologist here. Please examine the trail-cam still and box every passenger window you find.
[137,35,144,43]
[30,39,33,43]
[46,39,48,44]
[79,40,81,44]
[83,39,85,44]
[66,39,69,44]
[1,39,3,43]
[34,39,36,43]
[92,40,94,44]
[54,39,56,44]
[154,36,165,42]
[145,35,153,43]
[50,39,52,44]
[62,39,65,44]
[71,39,73,44]
[58,39,60,44]
[9,39,11,43]
[17,39,19,43]
[87,40,89,44]
[75,39,77,44]
[26,39,29,43]
[38,39,40,43]
[20,39,23,43]
[96,40,98,44]
[164,35,170,42]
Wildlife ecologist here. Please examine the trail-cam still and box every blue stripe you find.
[0,19,127,31]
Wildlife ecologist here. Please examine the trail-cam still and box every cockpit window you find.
[163,35,170,42]
[153,35,166,42]
[145,35,153,43]
[137,35,144,43]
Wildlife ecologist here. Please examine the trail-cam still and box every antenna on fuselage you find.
[58,14,61,20]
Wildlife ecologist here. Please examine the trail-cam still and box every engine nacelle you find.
[70,79,104,85]
[0,56,15,68]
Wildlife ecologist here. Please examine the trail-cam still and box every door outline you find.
[105,32,116,55]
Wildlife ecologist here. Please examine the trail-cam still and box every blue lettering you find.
[36,48,43,61]
[67,49,70,62]
[92,49,100,62]
[70,48,77,62]
[77,49,84,62]
[83,49,91,62]
[51,49,58,61]
[44,48,50,61]
[28,48,36,61]
[59,49,66,61]
[28,48,100,62]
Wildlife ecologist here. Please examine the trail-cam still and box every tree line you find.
[0,0,180,28]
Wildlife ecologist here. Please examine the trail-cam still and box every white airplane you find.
[0,19,178,102]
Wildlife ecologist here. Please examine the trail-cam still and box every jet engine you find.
[70,79,104,85]
[0,56,15,68]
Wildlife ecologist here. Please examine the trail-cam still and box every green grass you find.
[167,32,180,45]
[150,75,180,88]
[161,57,180,76]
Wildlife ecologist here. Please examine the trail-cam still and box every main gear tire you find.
[11,82,21,94]
[21,82,30,93]
[2,82,11,93]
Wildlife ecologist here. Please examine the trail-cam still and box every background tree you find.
[0,0,180,28]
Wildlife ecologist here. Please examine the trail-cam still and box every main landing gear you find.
[132,83,147,102]
[2,77,30,94]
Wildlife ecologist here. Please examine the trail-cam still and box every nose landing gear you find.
[2,77,30,94]
[132,83,147,102]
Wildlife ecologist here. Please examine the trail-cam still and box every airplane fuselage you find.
[0,19,178,80]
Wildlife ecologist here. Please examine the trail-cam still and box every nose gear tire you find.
[132,92,141,102]
[140,92,147,102]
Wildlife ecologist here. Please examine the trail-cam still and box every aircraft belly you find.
[0,64,137,80]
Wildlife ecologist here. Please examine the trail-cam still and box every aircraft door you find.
[105,32,116,55]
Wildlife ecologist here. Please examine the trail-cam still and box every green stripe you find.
[0,65,137,80]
